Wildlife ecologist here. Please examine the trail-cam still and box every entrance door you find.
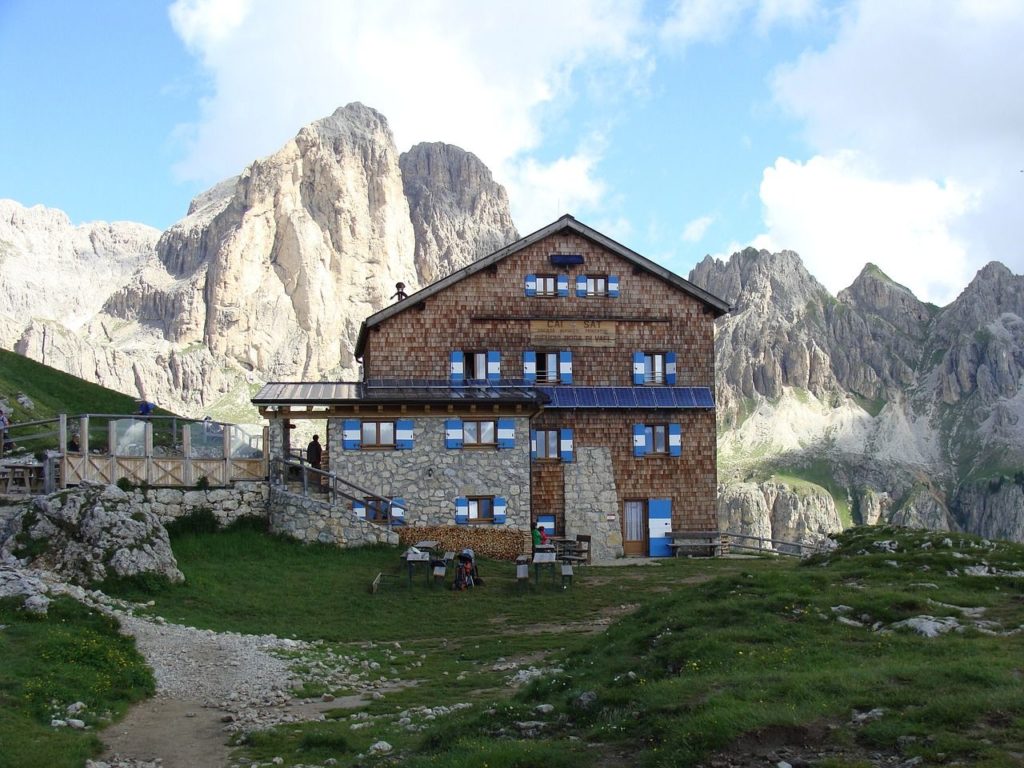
[623,500,646,556]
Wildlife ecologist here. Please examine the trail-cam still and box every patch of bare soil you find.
[492,602,640,636]
[698,723,911,767]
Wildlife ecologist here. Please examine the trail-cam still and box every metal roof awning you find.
[252,379,547,407]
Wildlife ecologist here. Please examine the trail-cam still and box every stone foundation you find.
[268,486,399,547]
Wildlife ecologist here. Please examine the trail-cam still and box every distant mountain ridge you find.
[690,248,1024,543]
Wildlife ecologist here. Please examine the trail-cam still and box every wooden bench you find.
[667,530,722,558]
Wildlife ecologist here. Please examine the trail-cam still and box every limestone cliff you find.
[2,104,518,416]
[400,142,518,286]
[693,249,1024,543]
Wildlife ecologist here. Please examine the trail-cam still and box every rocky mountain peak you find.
[838,263,932,338]
[400,142,518,285]
[4,104,520,416]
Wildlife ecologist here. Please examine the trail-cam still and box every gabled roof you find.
[354,214,731,358]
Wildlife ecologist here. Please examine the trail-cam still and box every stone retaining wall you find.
[133,482,270,527]
[267,486,399,547]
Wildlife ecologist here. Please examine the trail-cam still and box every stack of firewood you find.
[397,525,529,560]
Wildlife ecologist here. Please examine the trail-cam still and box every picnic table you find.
[0,460,45,494]
[532,549,558,584]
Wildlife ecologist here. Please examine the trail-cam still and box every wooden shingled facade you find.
[347,215,729,557]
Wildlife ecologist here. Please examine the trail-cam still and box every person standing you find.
[306,434,323,470]
[0,409,8,457]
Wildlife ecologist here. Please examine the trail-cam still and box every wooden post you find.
[58,414,68,489]
[222,423,231,485]
[182,423,192,486]
[145,421,154,485]
[80,415,89,456]
[108,418,117,482]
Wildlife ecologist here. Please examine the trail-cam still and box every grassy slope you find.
[0,348,143,421]
[0,598,154,768]
[103,524,1024,768]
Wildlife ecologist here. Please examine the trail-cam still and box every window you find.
[536,274,557,296]
[534,429,559,459]
[633,351,676,385]
[467,496,494,522]
[361,421,394,448]
[464,420,497,446]
[464,351,487,380]
[586,275,608,297]
[536,352,559,383]
[645,424,668,454]
[644,353,665,384]
[633,423,681,457]
[365,498,390,521]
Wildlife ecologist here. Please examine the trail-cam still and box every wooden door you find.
[623,499,646,556]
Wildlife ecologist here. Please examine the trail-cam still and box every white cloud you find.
[503,149,608,234]
[681,214,713,243]
[660,0,823,45]
[754,0,822,32]
[768,0,1024,280]
[755,152,978,305]
[660,0,748,44]
[169,0,252,50]
[167,0,649,229]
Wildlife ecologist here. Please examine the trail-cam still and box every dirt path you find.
[100,697,229,768]
[94,614,360,768]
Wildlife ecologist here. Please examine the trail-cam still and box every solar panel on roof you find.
[695,388,715,407]
[635,388,656,407]
[594,388,616,407]
[613,388,636,407]
[576,388,597,407]
[652,388,674,407]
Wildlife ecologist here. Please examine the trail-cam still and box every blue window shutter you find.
[530,429,537,460]
[559,350,573,384]
[449,350,464,383]
[560,428,574,462]
[537,514,556,536]
[455,496,469,524]
[395,419,414,450]
[497,418,515,449]
[556,274,569,296]
[487,350,501,382]
[648,498,673,557]
[493,496,507,524]
[632,351,646,385]
[525,274,537,297]
[608,274,620,297]
[633,423,647,457]
[575,274,588,297]
[390,498,406,522]
[665,351,677,385]
[445,419,463,449]
[669,423,682,457]
[343,419,361,450]
[523,350,536,382]
[353,499,366,518]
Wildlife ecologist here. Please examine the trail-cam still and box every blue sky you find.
[2,0,1022,305]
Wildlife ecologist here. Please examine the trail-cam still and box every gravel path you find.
[90,614,329,768]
